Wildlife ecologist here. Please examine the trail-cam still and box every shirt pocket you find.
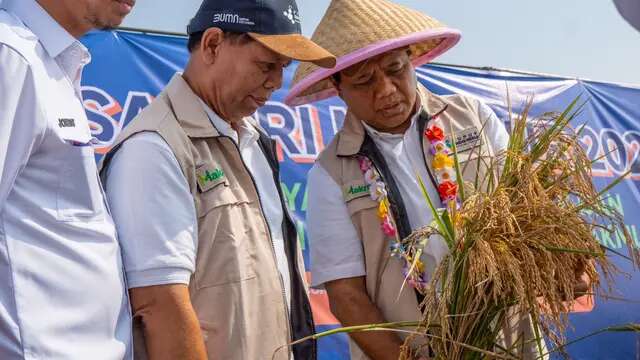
[55,142,106,222]
[455,147,495,192]
[456,150,481,174]
[194,184,257,289]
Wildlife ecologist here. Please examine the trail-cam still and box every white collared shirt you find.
[104,98,293,311]
[0,0,132,359]
[307,97,509,288]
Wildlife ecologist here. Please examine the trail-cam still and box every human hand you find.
[564,260,592,301]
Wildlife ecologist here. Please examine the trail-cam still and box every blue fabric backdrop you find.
[81,30,640,359]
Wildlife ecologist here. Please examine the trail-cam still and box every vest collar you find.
[336,83,449,157]
[164,73,266,140]
[164,73,220,138]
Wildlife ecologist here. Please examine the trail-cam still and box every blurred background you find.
[2,0,637,83]
[114,0,640,84]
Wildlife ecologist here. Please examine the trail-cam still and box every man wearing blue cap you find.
[100,0,335,359]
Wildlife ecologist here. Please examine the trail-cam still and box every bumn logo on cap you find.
[188,0,305,35]
[283,5,300,25]
[212,13,255,26]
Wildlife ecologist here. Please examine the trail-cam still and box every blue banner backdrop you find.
[81,29,640,359]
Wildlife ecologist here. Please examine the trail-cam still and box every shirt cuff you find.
[126,267,192,289]
[310,262,366,289]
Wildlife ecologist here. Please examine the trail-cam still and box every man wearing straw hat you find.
[99,0,335,359]
[285,0,549,359]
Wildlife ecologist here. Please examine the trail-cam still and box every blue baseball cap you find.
[187,0,336,68]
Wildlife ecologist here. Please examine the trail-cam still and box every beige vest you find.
[317,85,543,359]
[100,74,315,360]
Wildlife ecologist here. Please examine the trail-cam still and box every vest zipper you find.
[417,111,440,190]
[219,136,294,347]
[258,133,316,359]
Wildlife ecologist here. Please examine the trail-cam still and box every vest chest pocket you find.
[195,181,239,215]
[345,196,380,242]
[456,151,482,173]
[194,184,257,289]
[455,147,495,192]
[345,195,379,215]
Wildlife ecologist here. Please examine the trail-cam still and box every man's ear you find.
[200,27,224,65]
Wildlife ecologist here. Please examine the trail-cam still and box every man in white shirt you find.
[305,49,512,359]
[306,93,509,294]
[0,0,135,359]
[284,1,559,359]
[100,0,335,359]
[286,0,593,358]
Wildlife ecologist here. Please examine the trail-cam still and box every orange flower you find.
[438,181,458,201]
[425,125,445,142]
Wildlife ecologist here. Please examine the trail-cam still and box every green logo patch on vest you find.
[196,164,227,192]
[343,182,371,202]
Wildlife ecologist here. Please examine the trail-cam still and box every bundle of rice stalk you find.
[399,97,639,360]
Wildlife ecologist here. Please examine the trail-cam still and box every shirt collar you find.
[361,112,419,142]
[4,0,80,59]
[198,99,259,148]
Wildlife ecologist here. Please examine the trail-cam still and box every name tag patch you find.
[58,118,76,128]
[449,127,482,153]
[196,164,227,192]
[56,116,91,145]
[343,181,371,202]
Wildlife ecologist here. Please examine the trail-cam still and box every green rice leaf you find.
[417,174,455,248]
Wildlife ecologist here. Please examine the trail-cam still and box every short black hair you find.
[331,72,341,85]
[187,31,205,53]
[187,31,251,53]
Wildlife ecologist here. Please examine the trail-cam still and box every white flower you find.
[370,181,387,201]
[364,168,378,185]
[436,168,457,183]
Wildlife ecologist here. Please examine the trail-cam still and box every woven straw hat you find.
[284,0,461,106]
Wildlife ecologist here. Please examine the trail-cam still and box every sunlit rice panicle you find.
[401,98,639,359]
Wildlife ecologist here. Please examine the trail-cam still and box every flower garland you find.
[425,123,459,207]
[357,156,429,290]
[358,157,396,237]
[355,118,460,292]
